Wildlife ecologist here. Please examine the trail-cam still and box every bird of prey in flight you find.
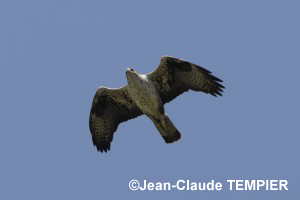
[89,56,224,153]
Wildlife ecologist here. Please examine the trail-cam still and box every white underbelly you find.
[129,84,161,117]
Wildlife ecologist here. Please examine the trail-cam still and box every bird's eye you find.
[130,68,134,71]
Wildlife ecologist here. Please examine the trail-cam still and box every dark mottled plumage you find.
[89,56,225,153]
[89,87,142,152]
[148,56,224,104]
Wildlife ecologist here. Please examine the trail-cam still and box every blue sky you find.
[0,0,299,199]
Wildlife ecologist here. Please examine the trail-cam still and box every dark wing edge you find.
[89,86,142,153]
[147,56,225,104]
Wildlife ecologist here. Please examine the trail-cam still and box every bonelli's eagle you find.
[89,56,225,153]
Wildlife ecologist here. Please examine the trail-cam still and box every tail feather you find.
[153,114,181,143]
[163,129,181,143]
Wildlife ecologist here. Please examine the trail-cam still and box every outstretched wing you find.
[147,56,225,104]
[89,86,143,152]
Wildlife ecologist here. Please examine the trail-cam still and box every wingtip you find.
[215,91,223,96]
[94,142,111,153]
[211,93,217,97]
[210,90,224,97]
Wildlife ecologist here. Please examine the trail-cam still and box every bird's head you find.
[126,68,135,73]
[126,67,143,84]
[126,67,138,78]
